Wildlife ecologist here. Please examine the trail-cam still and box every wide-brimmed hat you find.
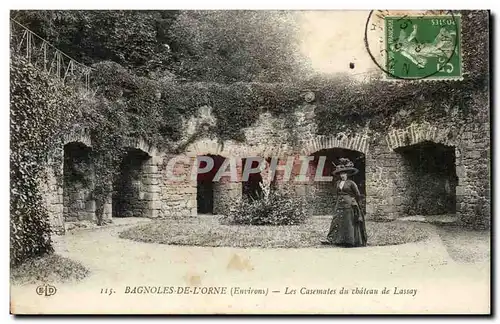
[332,158,359,176]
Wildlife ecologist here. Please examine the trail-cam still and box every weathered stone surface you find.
[42,103,489,233]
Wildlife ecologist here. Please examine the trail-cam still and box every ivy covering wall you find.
[90,11,488,141]
[10,56,85,265]
[10,10,489,265]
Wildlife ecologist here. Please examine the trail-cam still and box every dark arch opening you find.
[63,142,94,222]
[241,158,264,201]
[307,148,366,215]
[196,154,226,214]
[395,141,457,215]
[112,148,151,218]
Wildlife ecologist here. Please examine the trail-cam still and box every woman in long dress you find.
[321,158,367,247]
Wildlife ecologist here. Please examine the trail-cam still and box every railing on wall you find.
[10,18,92,90]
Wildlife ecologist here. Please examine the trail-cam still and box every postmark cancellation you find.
[365,10,463,81]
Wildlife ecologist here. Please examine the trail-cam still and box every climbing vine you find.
[11,10,488,265]
[88,10,488,143]
[310,10,489,136]
[10,56,85,265]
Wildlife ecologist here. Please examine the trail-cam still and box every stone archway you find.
[186,138,243,216]
[300,133,370,157]
[377,122,460,219]
[112,147,155,218]
[196,154,226,214]
[395,141,458,216]
[305,148,366,215]
[63,141,95,222]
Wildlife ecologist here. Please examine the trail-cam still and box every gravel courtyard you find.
[10,218,490,314]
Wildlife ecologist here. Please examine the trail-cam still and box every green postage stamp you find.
[385,14,462,80]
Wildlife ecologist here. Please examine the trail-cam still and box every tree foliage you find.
[168,10,306,82]
[11,10,307,82]
[9,10,489,265]
[11,10,177,77]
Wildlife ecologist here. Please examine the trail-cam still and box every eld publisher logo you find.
[36,284,57,297]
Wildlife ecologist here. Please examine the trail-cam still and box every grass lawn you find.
[11,254,90,286]
[119,216,433,248]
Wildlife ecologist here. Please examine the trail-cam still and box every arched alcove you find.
[306,148,366,215]
[395,141,458,216]
[112,148,152,218]
[63,142,95,222]
[196,154,227,214]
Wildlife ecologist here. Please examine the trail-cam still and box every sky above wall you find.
[297,10,379,79]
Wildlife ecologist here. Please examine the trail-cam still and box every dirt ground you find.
[10,218,491,314]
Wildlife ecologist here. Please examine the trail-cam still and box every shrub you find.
[11,254,90,285]
[221,184,308,226]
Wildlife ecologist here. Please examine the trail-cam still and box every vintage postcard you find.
[9,9,490,314]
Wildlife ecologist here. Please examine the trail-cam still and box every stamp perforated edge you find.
[380,13,464,82]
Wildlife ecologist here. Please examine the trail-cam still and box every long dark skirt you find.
[326,196,367,247]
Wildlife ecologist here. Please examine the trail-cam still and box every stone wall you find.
[147,106,489,229]
[63,143,95,222]
[367,141,457,220]
[39,158,64,234]
[158,154,197,217]
[397,142,457,215]
[112,149,161,218]
[41,96,490,232]
[455,121,490,228]
[158,153,244,217]
[369,118,490,228]
[365,141,405,220]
